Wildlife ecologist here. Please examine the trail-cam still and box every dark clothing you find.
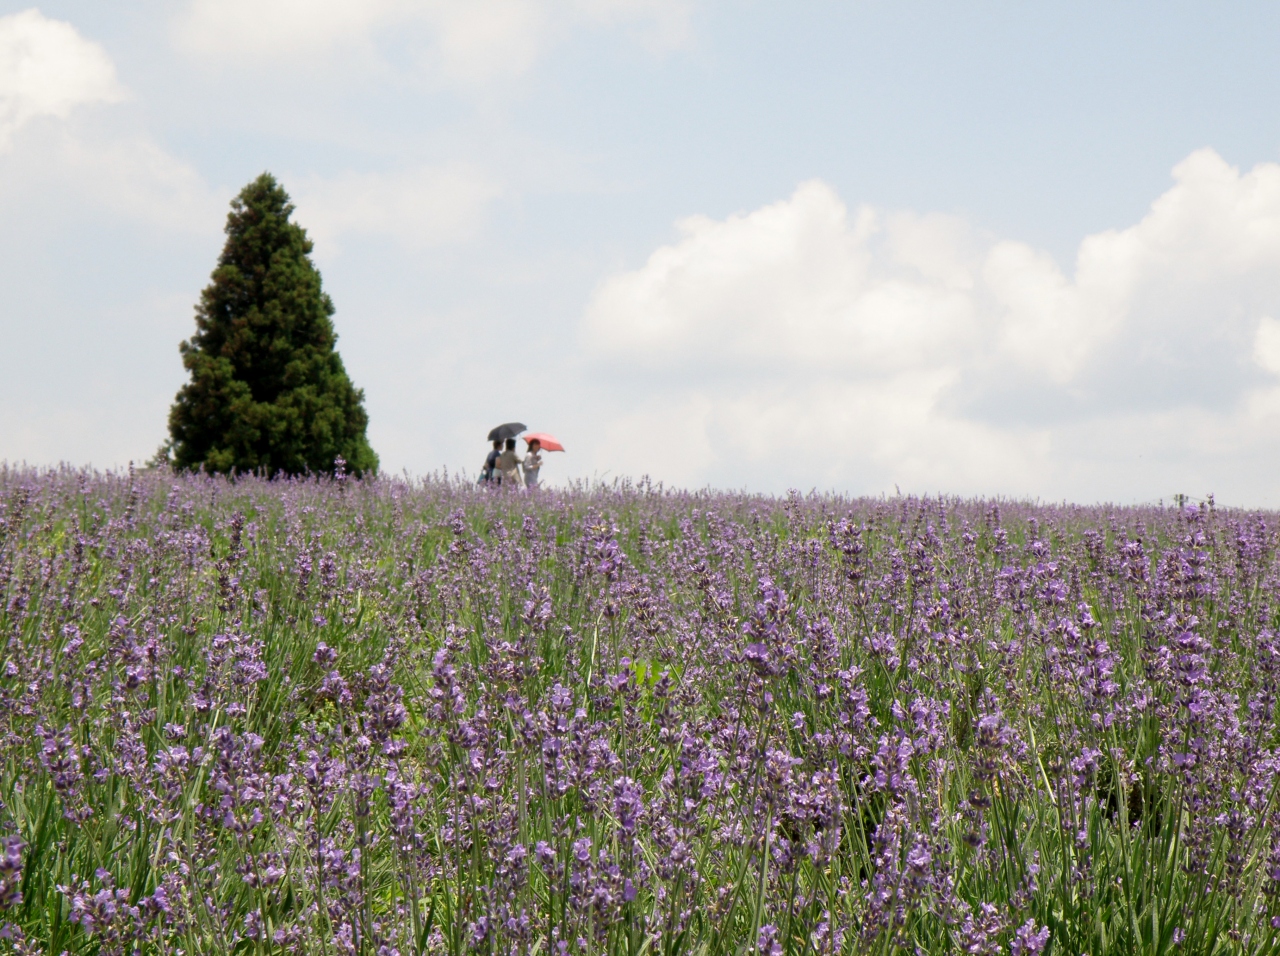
[481,449,500,483]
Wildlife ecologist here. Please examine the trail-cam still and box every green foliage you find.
[167,173,378,477]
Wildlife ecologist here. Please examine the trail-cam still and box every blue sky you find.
[6,2,1280,503]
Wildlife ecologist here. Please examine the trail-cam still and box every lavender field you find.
[0,466,1277,955]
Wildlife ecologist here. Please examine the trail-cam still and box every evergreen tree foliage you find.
[167,173,378,476]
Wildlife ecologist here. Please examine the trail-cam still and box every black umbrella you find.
[487,422,526,442]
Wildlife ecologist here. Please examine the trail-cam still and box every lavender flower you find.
[0,466,1274,953]
[0,837,22,909]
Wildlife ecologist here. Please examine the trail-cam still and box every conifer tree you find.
[167,173,378,476]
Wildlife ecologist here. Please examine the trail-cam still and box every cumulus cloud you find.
[588,375,1048,494]
[175,0,398,60]
[0,122,226,235]
[1255,317,1280,376]
[60,133,225,233]
[582,149,1280,501]
[0,10,221,233]
[585,182,980,376]
[418,0,549,83]
[173,0,693,82]
[0,8,124,148]
[293,164,502,257]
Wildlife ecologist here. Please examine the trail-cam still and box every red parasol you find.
[523,432,564,452]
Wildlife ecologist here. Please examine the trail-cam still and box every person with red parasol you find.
[521,432,563,488]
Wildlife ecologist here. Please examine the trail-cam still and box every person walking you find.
[480,439,502,484]
[496,438,522,487]
[522,438,543,489]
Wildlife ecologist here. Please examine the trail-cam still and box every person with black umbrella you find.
[482,423,525,486]
[479,439,502,484]
[496,438,522,487]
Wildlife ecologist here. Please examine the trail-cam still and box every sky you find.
[5,2,1280,505]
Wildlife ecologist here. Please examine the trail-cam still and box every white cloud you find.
[589,393,717,488]
[173,0,693,82]
[584,181,977,375]
[294,164,502,256]
[175,0,398,60]
[587,374,1048,495]
[983,240,1109,384]
[0,8,124,148]
[581,149,1280,499]
[420,0,548,84]
[0,10,221,232]
[62,133,225,233]
[1254,317,1280,376]
[0,123,226,235]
